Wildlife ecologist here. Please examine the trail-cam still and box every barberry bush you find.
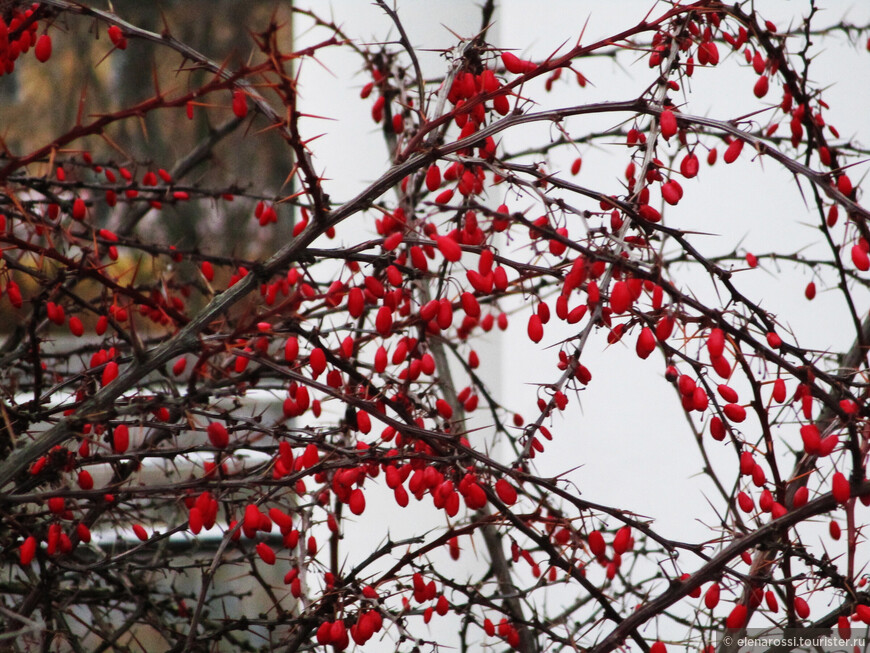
[2,1,870,651]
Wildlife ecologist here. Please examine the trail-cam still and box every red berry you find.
[793,486,808,508]
[725,604,747,629]
[102,361,119,386]
[838,614,851,638]
[710,416,726,441]
[660,109,677,139]
[612,526,631,554]
[837,174,853,196]
[434,189,454,204]
[680,153,700,178]
[794,596,810,619]
[832,471,850,504]
[113,424,129,453]
[108,25,127,49]
[771,379,786,404]
[375,306,393,336]
[636,327,656,359]
[436,235,462,262]
[717,384,738,403]
[638,204,661,222]
[68,316,84,337]
[587,530,606,557]
[188,507,203,534]
[703,149,717,168]
[609,281,631,314]
[495,478,518,505]
[527,314,544,343]
[661,180,683,205]
[77,522,91,543]
[435,398,453,419]
[232,89,248,118]
[309,348,327,376]
[570,157,582,175]
[723,403,746,422]
[501,51,536,74]
[800,424,820,455]
[77,470,93,490]
[284,337,299,362]
[766,590,779,613]
[35,34,52,62]
[346,488,365,515]
[704,582,720,609]
[20,536,37,565]
[256,542,277,565]
[392,113,404,134]
[72,198,86,221]
[723,139,744,164]
[425,164,441,192]
[851,244,870,271]
[650,642,666,653]
[207,422,229,448]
